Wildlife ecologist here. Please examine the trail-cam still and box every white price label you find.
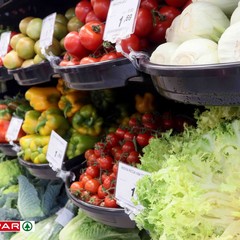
[39,12,56,55]
[46,130,67,171]
[103,0,140,43]
[6,117,23,141]
[115,162,149,210]
[0,31,11,57]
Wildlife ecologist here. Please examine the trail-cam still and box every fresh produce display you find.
[150,1,240,65]
[69,101,193,208]
[133,106,240,239]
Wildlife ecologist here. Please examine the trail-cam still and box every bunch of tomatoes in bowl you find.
[69,110,193,208]
[60,0,191,66]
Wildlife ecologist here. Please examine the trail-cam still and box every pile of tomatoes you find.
[60,0,191,66]
[69,110,193,208]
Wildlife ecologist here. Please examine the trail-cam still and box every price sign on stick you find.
[46,130,68,171]
[0,31,11,58]
[39,12,56,59]
[115,162,149,210]
[6,117,23,142]
[103,0,140,43]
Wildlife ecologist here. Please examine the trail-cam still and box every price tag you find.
[0,31,11,57]
[39,12,56,57]
[115,162,149,210]
[46,130,68,171]
[103,0,140,43]
[6,117,23,141]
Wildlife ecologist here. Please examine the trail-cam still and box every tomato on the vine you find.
[159,5,181,22]
[140,0,158,10]
[104,195,118,208]
[97,156,113,170]
[69,181,84,195]
[79,20,105,52]
[164,0,189,8]
[115,127,126,140]
[85,165,100,178]
[97,184,108,199]
[85,149,95,160]
[94,141,108,157]
[126,151,140,164]
[112,163,118,175]
[79,56,100,65]
[121,141,135,153]
[89,194,102,206]
[105,133,120,149]
[84,178,100,194]
[136,133,151,147]
[103,175,116,190]
[92,0,110,22]
[80,173,93,185]
[123,131,136,141]
[119,34,141,54]
[75,0,93,23]
[64,31,89,59]
[100,52,119,62]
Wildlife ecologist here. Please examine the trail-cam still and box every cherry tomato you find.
[121,141,135,153]
[126,151,140,164]
[123,131,136,141]
[86,165,100,178]
[93,0,110,21]
[81,173,93,185]
[140,0,158,10]
[81,190,91,201]
[84,179,100,194]
[64,31,89,59]
[161,111,175,131]
[87,153,98,166]
[115,127,126,140]
[104,195,118,208]
[97,184,108,199]
[69,181,84,195]
[75,0,93,23]
[79,20,105,51]
[101,172,109,183]
[100,52,118,62]
[105,133,120,149]
[159,5,181,22]
[85,10,101,23]
[97,156,113,170]
[136,133,151,147]
[134,8,153,37]
[112,163,118,175]
[85,149,95,160]
[113,148,127,162]
[79,56,100,65]
[89,194,102,206]
[94,141,108,157]
[149,19,172,44]
[103,175,116,190]
[111,145,121,157]
[119,34,140,54]
[164,0,189,8]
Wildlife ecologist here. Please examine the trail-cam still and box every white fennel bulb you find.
[170,38,219,65]
[230,1,240,25]
[150,42,180,65]
[192,0,239,17]
[166,2,230,44]
[218,21,240,63]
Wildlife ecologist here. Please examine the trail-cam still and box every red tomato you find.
[123,131,136,141]
[84,149,95,160]
[87,153,98,166]
[103,175,116,189]
[81,190,90,201]
[140,0,158,10]
[104,195,118,208]
[113,148,126,162]
[121,141,135,153]
[134,8,153,37]
[159,5,181,22]
[79,20,105,51]
[64,31,89,59]
[69,181,84,195]
[101,172,109,183]
[81,174,93,185]
[139,38,150,51]
[161,111,175,131]
[86,165,100,178]
[105,133,120,149]
[111,145,121,157]
[75,0,93,23]
[112,163,118,175]
[119,34,140,54]
[79,56,100,65]
[89,194,102,205]
[94,141,108,157]
[183,0,192,8]
[97,156,113,170]
[85,10,101,23]
[149,19,172,44]
[100,52,118,62]
[136,133,151,147]
[126,151,140,164]
[84,178,100,194]
[0,120,10,143]
[115,127,126,140]
[97,184,108,199]
[93,0,110,21]
[164,0,189,8]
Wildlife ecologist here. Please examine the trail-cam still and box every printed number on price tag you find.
[6,117,23,141]
[115,162,149,210]
[46,130,67,171]
[103,0,140,43]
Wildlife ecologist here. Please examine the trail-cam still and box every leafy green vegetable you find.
[59,210,141,240]
[134,113,240,239]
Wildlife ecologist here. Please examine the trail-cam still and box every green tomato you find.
[3,50,24,69]
[10,33,26,50]
[26,18,43,40]
[65,7,75,20]
[53,22,68,40]
[67,16,84,32]
[16,36,36,60]
[19,16,34,34]
[55,13,68,26]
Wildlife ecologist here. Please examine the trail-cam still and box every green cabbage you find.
[134,115,240,239]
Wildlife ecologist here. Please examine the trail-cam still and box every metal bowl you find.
[18,157,59,180]
[8,61,54,86]
[137,56,240,106]
[51,57,141,90]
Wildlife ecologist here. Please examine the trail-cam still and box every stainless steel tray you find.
[51,57,142,90]
[8,61,54,86]
[133,53,240,106]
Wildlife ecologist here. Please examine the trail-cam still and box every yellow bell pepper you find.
[22,110,41,134]
[25,87,61,112]
[135,92,156,114]
[56,78,77,95]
